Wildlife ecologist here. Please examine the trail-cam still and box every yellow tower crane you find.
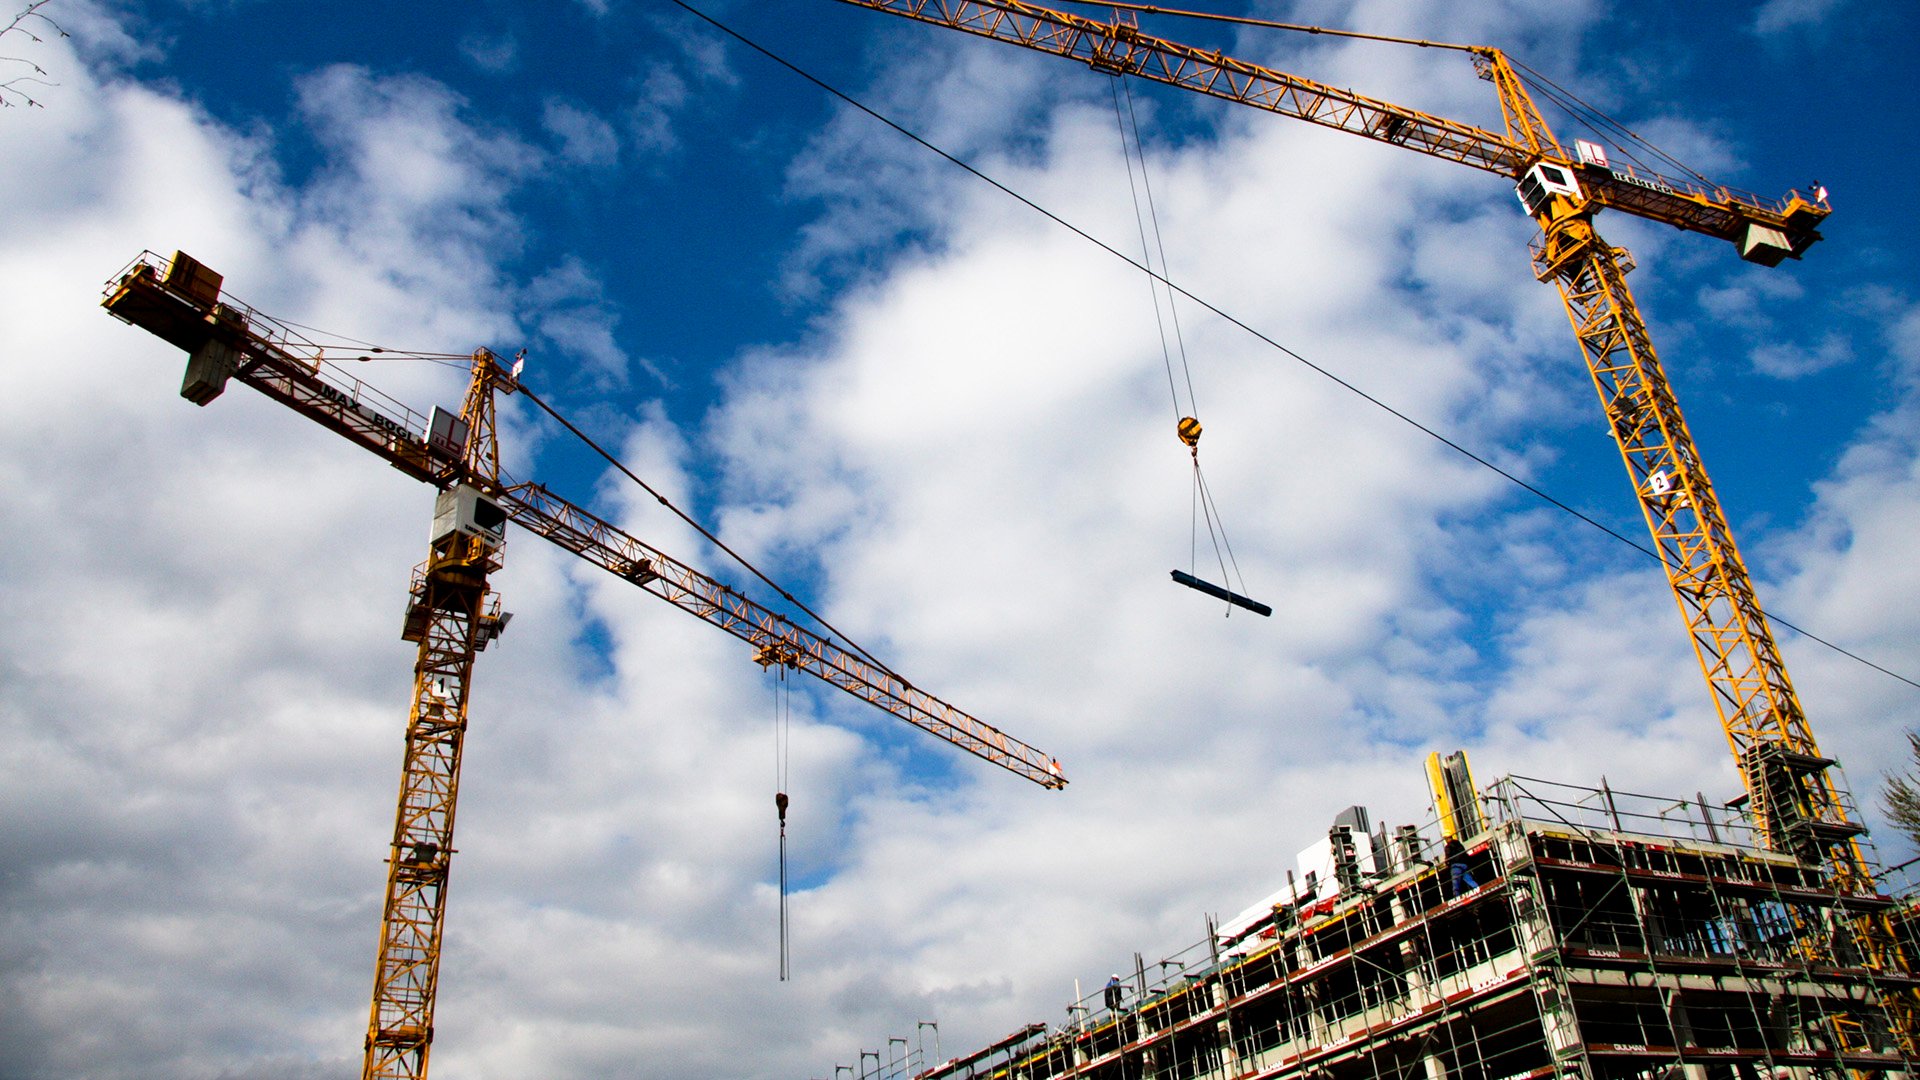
[101,250,1066,1080]
[823,0,1908,1014]
[825,0,1844,871]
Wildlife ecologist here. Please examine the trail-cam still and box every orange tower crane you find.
[101,250,1066,1080]
[826,0,1850,877]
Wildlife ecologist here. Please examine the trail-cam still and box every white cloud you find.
[522,256,646,389]
[779,39,1064,298]
[543,97,620,167]
[4,4,1915,1079]
[1753,0,1848,38]
[0,28,581,1080]
[290,65,538,317]
[628,62,689,155]
[1692,270,1859,379]
[1751,331,1854,378]
[1764,299,1920,859]
[1698,269,1804,330]
[459,30,518,74]
[625,18,736,160]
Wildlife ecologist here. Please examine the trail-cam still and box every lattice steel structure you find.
[360,352,513,1079]
[101,251,1066,1079]
[837,775,1917,1080]
[828,0,1870,900]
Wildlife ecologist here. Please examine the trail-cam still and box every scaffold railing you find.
[822,774,1917,1080]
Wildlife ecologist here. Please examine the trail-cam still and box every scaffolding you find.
[834,774,1919,1080]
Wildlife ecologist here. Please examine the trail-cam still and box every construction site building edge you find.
[825,753,1920,1080]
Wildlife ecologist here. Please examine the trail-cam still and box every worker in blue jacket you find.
[1444,837,1479,897]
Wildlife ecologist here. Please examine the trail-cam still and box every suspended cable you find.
[1193,459,1244,594]
[1122,78,1199,419]
[1048,1,1713,192]
[274,318,474,362]
[769,655,793,982]
[1509,59,1717,188]
[776,796,789,980]
[514,381,906,683]
[1049,1,1482,53]
[1111,78,1185,428]
[667,0,1916,689]
[1111,73,1257,615]
[1016,0,1717,195]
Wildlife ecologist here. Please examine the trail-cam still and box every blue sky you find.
[3,1,1918,1077]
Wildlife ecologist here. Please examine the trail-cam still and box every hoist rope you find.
[1118,78,1199,420]
[1111,78,1186,428]
[774,665,791,810]
[1112,77,1252,609]
[669,0,1919,691]
[773,663,792,982]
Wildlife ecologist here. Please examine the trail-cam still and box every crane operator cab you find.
[1515,160,1584,218]
[431,484,507,549]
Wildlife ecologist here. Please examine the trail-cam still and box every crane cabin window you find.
[431,484,507,547]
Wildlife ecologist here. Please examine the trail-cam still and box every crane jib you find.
[101,250,1067,792]
[828,0,1827,252]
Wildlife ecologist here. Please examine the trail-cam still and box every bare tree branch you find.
[1,1,66,109]
[1881,731,1920,851]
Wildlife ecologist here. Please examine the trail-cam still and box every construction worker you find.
[1444,837,1478,898]
[1103,974,1124,1014]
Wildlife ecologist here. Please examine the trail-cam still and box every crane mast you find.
[101,250,1066,1080]
[358,351,511,1079]
[826,0,1891,959]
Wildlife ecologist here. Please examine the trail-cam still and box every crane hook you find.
[1177,416,1202,455]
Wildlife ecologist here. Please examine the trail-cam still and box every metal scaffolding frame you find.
[832,775,1918,1080]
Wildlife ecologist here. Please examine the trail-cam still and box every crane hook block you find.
[1177,416,1203,448]
[1171,569,1272,617]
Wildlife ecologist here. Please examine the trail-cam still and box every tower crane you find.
[824,0,1844,868]
[100,249,1066,1080]
[823,0,1908,1007]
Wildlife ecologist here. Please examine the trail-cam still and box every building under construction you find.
[841,757,1917,1080]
